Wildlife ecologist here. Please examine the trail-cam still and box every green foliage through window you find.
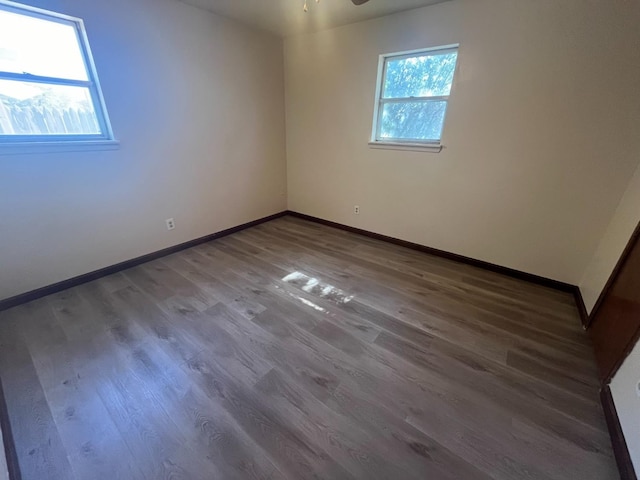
[374,48,458,143]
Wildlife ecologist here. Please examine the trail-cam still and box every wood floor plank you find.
[0,215,618,479]
[203,299,598,480]
[275,218,578,312]
[161,251,267,319]
[44,362,147,480]
[245,278,608,464]
[0,302,77,480]
[204,303,343,404]
[278,216,577,307]
[323,382,495,480]
[235,228,597,375]
[188,243,383,344]
[224,229,601,397]
[95,371,214,480]
[373,331,611,455]
[255,367,463,480]
[217,293,570,480]
[182,352,354,480]
[107,332,279,480]
[245,224,591,349]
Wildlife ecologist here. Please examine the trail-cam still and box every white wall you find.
[0,0,287,301]
[284,0,640,285]
[580,162,640,313]
[611,340,640,474]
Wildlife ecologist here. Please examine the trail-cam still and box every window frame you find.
[0,0,115,147]
[370,44,459,153]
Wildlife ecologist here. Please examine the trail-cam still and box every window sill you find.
[0,140,120,155]
[368,141,443,153]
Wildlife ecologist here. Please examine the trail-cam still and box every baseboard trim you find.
[0,209,581,312]
[0,378,20,480]
[0,211,288,313]
[588,221,640,330]
[601,385,637,480]
[573,286,590,329]
[287,211,577,294]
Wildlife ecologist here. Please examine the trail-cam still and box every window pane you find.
[379,101,447,142]
[383,52,458,99]
[0,79,101,136]
[0,9,88,81]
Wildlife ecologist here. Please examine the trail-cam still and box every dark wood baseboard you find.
[573,286,590,329]
[286,211,577,294]
[601,385,637,480]
[588,221,640,330]
[0,209,582,313]
[0,378,21,480]
[0,211,288,313]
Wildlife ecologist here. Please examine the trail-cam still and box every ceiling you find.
[179,0,451,37]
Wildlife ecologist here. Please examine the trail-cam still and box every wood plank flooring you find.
[0,418,8,480]
[0,216,618,479]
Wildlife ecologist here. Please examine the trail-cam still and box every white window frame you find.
[0,0,117,152]
[369,44,459,153]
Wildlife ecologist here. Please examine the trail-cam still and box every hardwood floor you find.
[0,216,618,479]
[0,414,8,480]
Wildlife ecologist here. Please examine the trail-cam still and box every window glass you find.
[0,2,112,142]
[383,52,458,99]
[373,47,458,145]
[379,101,447,142]
[0,9,88,80]
[0,79,100,135]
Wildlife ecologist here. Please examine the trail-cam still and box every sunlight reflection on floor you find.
[281,271,354,308]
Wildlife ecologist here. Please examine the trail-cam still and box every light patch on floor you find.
[282,271,354,304]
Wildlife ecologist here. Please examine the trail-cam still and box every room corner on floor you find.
[0,0,639,479]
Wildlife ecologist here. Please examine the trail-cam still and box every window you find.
[371,46,459,151]
[0,1,114,146]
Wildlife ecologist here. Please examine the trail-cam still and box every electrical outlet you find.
[354,205,360,215]
[166,218,175,231]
